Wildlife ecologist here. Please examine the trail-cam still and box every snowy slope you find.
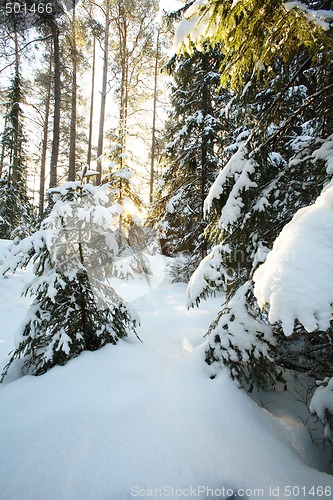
[0,241,333,500]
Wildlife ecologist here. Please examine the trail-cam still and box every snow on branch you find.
[0,231,45,276]
[167,189,184,214]
[312,134,333,177]
[173,1,333,58]
[253,184,333,336]
[310,378,333,442]
[172,0,215,53]
[284,2,333,31]
[186,244,231,308]
[205,281,275,382]
[204,146,257,228]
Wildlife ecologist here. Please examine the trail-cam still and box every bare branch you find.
[0,35,52,73]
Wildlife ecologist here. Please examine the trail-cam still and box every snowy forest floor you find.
[0,241,333,500]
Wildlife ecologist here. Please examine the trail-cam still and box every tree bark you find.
[39,43,52,217]
[149,29,160,204]
[68,2,77,181]
[0,113,7,177]
[11,27,20,184]
[200,52,210,259]
[87,36,96,167]
[118,1,129,160]
[96,0,110,185]
[49,23,61,189]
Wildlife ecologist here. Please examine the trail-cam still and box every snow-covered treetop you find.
[253,184,333,336]
[1,182,119,281]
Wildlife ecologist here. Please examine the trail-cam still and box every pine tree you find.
[109,0,159,152]
[1,174,138,380]
[60,9,92,182]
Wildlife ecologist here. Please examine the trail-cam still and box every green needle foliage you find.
[180,0,333,388]
[181,0,333,90]
[1,179,138,380]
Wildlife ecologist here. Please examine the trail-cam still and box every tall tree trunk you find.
[68,3,77,181]
[115,0,129,173]
[11,27,20,184]
[96,0,110,185]
[149,29,160,204]
[49,24,61,189]
[0,113,7,177]
[39,44,53,217]
[121,56,129,156]
[87,36,96,167]
[200,52,210,259]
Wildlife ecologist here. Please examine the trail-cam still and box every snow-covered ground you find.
[0,241,333,500]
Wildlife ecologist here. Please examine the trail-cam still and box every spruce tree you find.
[149,45,231,281]
[103,139,152,278]
[181,0,333,387]
[0,64,32,239]
[1,174,138,380]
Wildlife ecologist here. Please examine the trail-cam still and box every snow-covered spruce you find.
[103,142,152,279]
[310,377,333,449]
[174,0,333,367]
[0,72,33,240]
[204,282,279,390]
[0,181,138,380]
[186,244,232,307]
[148,46,228,278]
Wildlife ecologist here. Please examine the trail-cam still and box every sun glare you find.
[122,198,140,218]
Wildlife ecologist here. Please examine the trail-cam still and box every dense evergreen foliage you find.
[149,45,232,278]
[181,0,333,388]
[1,179,137,379]
[0,70,32,238]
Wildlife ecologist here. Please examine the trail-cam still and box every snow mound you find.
[254,185,333,335]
